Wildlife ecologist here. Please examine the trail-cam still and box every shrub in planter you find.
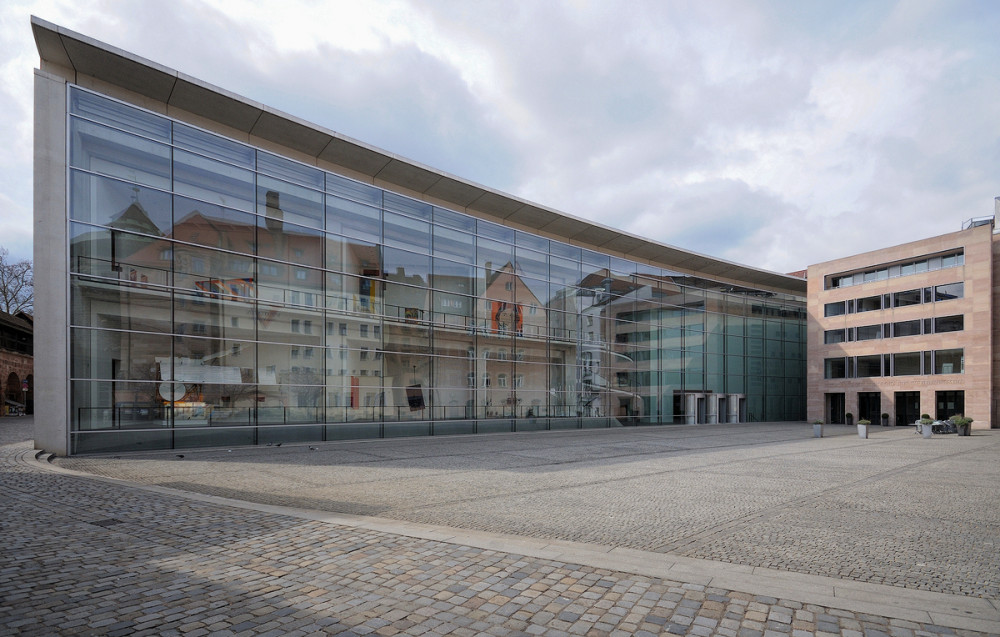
[951,415,973,436]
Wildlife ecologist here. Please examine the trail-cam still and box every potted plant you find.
[857,418,870,439]
[919,415,934,438]
[952,415,973,436]
[881,412,889,427]
[812,419,824,438]
[846,412,854,427]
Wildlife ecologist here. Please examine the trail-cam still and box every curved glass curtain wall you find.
[66,86,807,453]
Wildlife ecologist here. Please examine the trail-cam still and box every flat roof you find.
[32,16,806,297]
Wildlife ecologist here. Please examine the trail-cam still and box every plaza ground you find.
[2,417,998,635]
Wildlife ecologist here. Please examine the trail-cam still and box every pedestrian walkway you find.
[2,416,998,636]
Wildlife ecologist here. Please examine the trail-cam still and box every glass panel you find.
[70,170,172,235]
[71,327,172,381]
[70,88,171,141]
[71,277,173,333]
[70,224,173,286]
[326,234,380,276]
[515,248,548,280]
[824,301,846,317]
[433,206,476,232]
[257,261,324,308]
[934,349,963,374]
[258,175,324,229]
[856,355,882,377]
[432,258,476,295]
[71,380,170,431]
[256,217,323,267]
[549,240,581,261]
[173,149,256,212]
[515,229,548,252]
[173,195,257,253]
[824,358,846,379]
[893,352,921,376]
[433,225,475,264]
[173,244,255,299]
[477,219,514,243]
[384,211,431,253]
[172,336,258,385]
[893,319,921,337]
[174,291,256,341]
[856,295,881,312]
[173,123,254,167]
[257,151,324,190]
[824,329,846,344]
[855,325,881,341]
[326,272,383,316]
[892,289,921,307]
[934,282,964,302]
[934,315,964,333]
[326,172,381,206]
[256,303,324,346]
[70,118,171,189]
[326,195,381,243]
[384,191,432,220]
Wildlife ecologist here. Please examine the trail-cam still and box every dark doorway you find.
[826,393,845,424]
[936,390,964,420]
[858,392,881,423]
[895,391,920,426]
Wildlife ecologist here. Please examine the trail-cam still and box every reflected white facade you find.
[32,19,808,454]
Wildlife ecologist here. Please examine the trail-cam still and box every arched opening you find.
[5,372,22,415]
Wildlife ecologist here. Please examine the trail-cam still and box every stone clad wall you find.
[0,349,34,414]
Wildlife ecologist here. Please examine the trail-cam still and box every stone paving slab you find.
[2,417,999,636]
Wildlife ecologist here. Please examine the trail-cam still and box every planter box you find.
[857,424,868,439]
[813,424,823,438]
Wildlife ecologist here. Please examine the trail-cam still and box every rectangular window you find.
[893,320,921,337]
[856,295,881,312]
[824,301,846,317]
[934,282,964,302]
[824,329,846,344]
[892,289,921,308]
[856,355,882,377]
[892,352,921,376]
[934,315,963,333]
[934,348,963,374]
[824,358,846,379]
[855,325,881,341]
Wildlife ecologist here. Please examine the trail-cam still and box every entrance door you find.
[936,390,964,420]
[826,393,845,424]
[895,391,920,427]
[858,392,881,423]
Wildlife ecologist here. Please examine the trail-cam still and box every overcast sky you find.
[2,1,998,274]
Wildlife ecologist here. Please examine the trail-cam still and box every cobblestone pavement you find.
[58,422,1000,598]
[2,417,998,636]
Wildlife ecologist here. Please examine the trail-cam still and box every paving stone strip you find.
[2,418,999,636]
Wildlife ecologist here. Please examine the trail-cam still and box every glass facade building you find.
[33,19,808,454]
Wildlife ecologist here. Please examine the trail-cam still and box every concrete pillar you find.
[33,69,69,455]
[706,394,718,424]
[685,393,698,425]
[727,394,742,423]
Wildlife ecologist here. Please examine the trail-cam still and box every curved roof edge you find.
[32,16,806,297]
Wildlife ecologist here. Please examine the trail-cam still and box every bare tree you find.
[0,247,33,315]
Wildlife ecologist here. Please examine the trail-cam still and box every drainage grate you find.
[89,518,123,528]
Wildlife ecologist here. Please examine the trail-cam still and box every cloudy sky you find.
[2,1,998,274]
